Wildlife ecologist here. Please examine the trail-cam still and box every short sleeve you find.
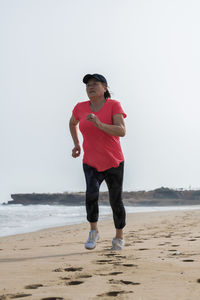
[112,101,127,118]
[72,103,80,121]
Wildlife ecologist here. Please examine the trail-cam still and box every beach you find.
[0,209,200,300]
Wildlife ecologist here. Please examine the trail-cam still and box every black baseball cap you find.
[83,73,107,85]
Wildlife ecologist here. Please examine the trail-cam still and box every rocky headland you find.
[4,187,200,206]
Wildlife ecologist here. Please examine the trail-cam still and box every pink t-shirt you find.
[72,99,127,171]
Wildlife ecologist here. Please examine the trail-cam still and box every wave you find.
[1,204,200,237]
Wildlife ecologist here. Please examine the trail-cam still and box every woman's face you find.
[86,78,107,99]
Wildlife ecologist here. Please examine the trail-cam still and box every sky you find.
[1,0,200,203]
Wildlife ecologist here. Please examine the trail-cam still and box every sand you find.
[0,209,200,300]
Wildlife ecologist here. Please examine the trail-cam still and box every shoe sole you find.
[85,246,96,250]
[111,247,123,251]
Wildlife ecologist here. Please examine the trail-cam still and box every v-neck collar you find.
[89,99,108,113]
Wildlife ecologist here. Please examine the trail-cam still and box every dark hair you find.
[104,89,111,99]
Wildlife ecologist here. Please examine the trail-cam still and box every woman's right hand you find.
[72,144,81,158]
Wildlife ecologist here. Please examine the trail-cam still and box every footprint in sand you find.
[98,290,133,297]
[95,273,109,276]
[95,259,115,264]
[103,253,116,257]
[0,293,32,299]
[109,272,123,275]
[53,268,63,272]
[40,298,64,300]
[76,274,92,279]
[109,279,141,285]
[64,267,83,272]
[66,280,84,285]
[123,264,138,267]
[19,248,30,251]
[182,259,194,262]
[114,255,126,259]
[60,277,71,280]
[138,248,149,251]
[99,255,126,262]
[53,267,83,272]
[120,280,140,285]
[25,284,43,289]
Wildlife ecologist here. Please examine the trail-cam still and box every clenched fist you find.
[72,144,81,158]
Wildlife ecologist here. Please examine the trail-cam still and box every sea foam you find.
[0,204,200,237]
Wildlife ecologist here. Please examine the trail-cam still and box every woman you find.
[69,73,127,250]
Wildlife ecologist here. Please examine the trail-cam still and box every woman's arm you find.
[87,113,126,137]
[69,114,81,157]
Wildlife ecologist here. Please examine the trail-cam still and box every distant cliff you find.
[4,187,200,206]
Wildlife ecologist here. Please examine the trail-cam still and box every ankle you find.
[90,222,98,232]
[116,229,123,240]
[115,236,123,240]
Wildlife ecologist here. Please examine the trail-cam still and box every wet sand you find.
[0,209,200,300]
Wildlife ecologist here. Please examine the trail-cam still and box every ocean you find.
[1,204,200,238]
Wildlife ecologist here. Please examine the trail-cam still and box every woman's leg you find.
[105,162,126,238]
[83,164,104,249]
[83,164,104,229]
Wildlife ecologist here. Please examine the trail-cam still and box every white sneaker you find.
[111,238,124,250]
[85,230,99,250]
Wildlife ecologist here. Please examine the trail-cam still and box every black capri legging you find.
[83,161,126,229]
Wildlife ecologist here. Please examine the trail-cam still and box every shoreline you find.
[1,204,200,239]
[1,209,200,299]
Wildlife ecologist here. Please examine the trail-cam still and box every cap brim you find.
[83,73,107,85]
[83,74,94,84]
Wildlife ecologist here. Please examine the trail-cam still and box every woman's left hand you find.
[87,113,101,128]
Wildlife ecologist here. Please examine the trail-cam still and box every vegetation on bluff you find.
[5,187,200,206]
